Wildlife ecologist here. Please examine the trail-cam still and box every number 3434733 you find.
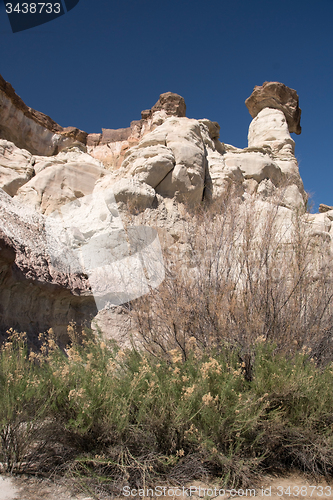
[5,3,61,14]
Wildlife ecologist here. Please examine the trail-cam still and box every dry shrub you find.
[132,193,333,366]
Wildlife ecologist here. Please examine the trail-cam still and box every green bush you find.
[2,329,333,493]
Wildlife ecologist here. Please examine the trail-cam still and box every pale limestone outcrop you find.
[303,212,332,237]
[300,212,333,245]
[109,177,156,211]
[198,121,244,200]
[245,81,302,134]
[247,107,306,208]
[154,118,206,203]
[224,150,282,185]
[101,117,207,206]
[281,184,305,210]
[95,102,306,211]
[0,140,34,196]
[0,183,163,342]
[324,210,333,222]
[0,74,87,156]
[14,146,106,215]
[121,145,175,188]
[204,152,244,200]
[248,108,295,152]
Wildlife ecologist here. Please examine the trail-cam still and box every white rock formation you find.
[14,146,106,215]
[248,107,295,151]
[0,140,34,196]
[1,80,331,342]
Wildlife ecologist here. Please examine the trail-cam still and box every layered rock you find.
[0,188,97,343]
[319,204,333,213]
[0,73,87,156]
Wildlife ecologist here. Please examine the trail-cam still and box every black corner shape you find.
[4,0,80,33]
[63,0,79,12]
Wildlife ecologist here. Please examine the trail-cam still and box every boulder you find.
[122,145,175,188]
[106,177,156,211]
[245,81,302,135]
[319,204,333,213]
[150,91,186,118]
[14,148,106,215]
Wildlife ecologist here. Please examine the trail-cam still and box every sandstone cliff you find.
[0,74,87,156]
[0,76,330,342]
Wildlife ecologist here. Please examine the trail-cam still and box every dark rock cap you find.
[319,204,333,213]
[141,92,186,119]
[245,81,302,135]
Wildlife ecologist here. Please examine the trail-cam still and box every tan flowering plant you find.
[2,324,333,487]
[0,330,56,472]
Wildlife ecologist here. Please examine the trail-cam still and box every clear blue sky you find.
[0,0,332,211]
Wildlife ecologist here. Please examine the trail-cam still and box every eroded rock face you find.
[14,146,106,215]
[0,140,34,196]
[96,117,208,206]
[248,108,295,152]
[96,102,307,212]
[245,81,302,135]
[0,189,97,343]
[122,145,175,188]
[87,92,187,170]
[0,73,87,156]
[246,107,306,209]
[109,177,156,211]
[0,78,324,342]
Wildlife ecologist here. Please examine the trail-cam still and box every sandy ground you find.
[0,475,94,500]
[0,477,18,500]
[0,472,333,500]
